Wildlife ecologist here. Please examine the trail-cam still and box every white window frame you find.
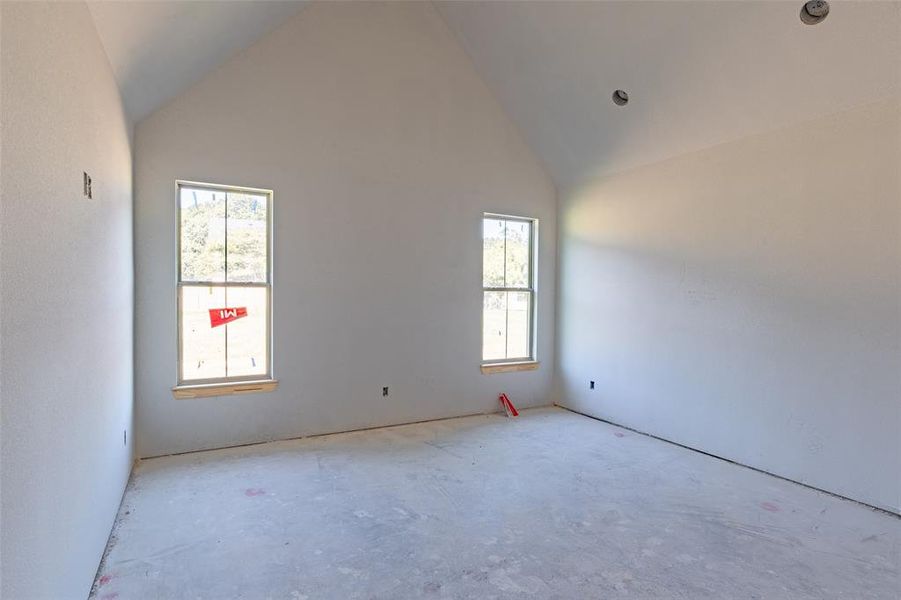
[176,180,274,387]
[481,213,537,365]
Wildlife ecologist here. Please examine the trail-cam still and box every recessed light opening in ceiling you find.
[612,89,629,106]
[800,0,829,25]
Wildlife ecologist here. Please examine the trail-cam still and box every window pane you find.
[482,291,507,360]
[482,218,505,287]
[482,291,532,361]
[223,286,269,378]
[506,291,531,359]
[180,187,226,282]
[181,286,226,381]
[179,184,272,385]
[226,192,268,283]
[504,220,530,289]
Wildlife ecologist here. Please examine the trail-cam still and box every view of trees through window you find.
[178,184,270,383]
[483,216,534,362]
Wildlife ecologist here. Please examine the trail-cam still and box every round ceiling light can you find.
[612,89,629,106]
[801,0,829,25]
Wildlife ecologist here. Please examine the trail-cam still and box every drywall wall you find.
[557,98,901,513]
[0,2,134,598]
[134,1,556,457]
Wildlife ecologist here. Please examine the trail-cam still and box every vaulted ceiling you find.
[87,1,308,123]
[88,1,899,190]
[437,1,900,190]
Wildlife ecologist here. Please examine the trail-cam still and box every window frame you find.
[481,213,537,365]
[175,180,274,387]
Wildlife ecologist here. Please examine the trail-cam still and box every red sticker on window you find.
[209,307,248,328]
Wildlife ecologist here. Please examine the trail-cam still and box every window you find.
[482,214,535,363]
[177,182,272,386]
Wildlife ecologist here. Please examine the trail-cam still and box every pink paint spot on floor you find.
[245,488,266,497]
[98,574,113,586]
[614,432,625,438]
[100,593,119,600]
[760,501,781,512]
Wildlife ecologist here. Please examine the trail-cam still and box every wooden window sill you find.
[172,380,278,399]
[481,361,539,374]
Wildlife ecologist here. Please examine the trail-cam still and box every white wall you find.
[557,98,901,513]
[134,2,556,458]
[1,2,134,598]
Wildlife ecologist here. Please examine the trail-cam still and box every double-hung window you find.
[482,214,536,364]
[177,181,272,386]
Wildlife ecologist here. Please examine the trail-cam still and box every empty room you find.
[1,0,899,598]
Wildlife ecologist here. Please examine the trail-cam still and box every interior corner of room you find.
[1,0,899,598]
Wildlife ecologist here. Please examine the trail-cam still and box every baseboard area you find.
[555,404,900,519]
[140,403,557,461]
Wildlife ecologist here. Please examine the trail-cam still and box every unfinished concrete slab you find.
[92,408,899,599]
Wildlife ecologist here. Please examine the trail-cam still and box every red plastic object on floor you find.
[499,393,519,417]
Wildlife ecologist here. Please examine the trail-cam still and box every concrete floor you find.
[92,407,899,599]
